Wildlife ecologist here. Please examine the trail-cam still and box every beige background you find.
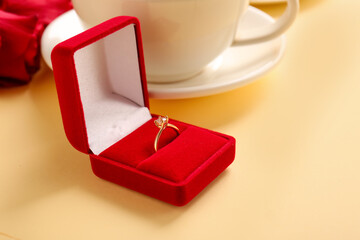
[1,0,360,239]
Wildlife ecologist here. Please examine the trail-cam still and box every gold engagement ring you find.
[154,116,180,152]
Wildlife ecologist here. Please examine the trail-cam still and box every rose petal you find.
[0,10,39,85]
[0,0,72,87]
[1,0,72,25]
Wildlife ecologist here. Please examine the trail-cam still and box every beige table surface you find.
[1,0,360,239]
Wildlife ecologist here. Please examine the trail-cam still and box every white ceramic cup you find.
[72,0,299,82]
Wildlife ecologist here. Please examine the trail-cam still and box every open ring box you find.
[51,16,236,206]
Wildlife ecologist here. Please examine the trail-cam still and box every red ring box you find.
[51,16,235,206]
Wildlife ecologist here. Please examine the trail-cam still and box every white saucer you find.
[148,6,285,99]
[41,7,285,99]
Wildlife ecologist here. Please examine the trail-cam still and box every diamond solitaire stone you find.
[154,116,169,128]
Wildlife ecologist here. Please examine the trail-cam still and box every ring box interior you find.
[51,16,236,206]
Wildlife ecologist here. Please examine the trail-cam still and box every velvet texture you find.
[51,16,236,206]
[100,117,228,183]
[100,117,187,168]
[90,121,235,206]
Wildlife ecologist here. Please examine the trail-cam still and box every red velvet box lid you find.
[51,16,150,155]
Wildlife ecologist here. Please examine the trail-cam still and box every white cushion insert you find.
[73,24,151,154]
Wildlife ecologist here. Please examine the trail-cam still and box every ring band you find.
[154,116,180,152]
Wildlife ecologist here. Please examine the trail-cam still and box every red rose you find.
[1,0,73,26]
[0,0,72,87]
[0,10,41,87]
